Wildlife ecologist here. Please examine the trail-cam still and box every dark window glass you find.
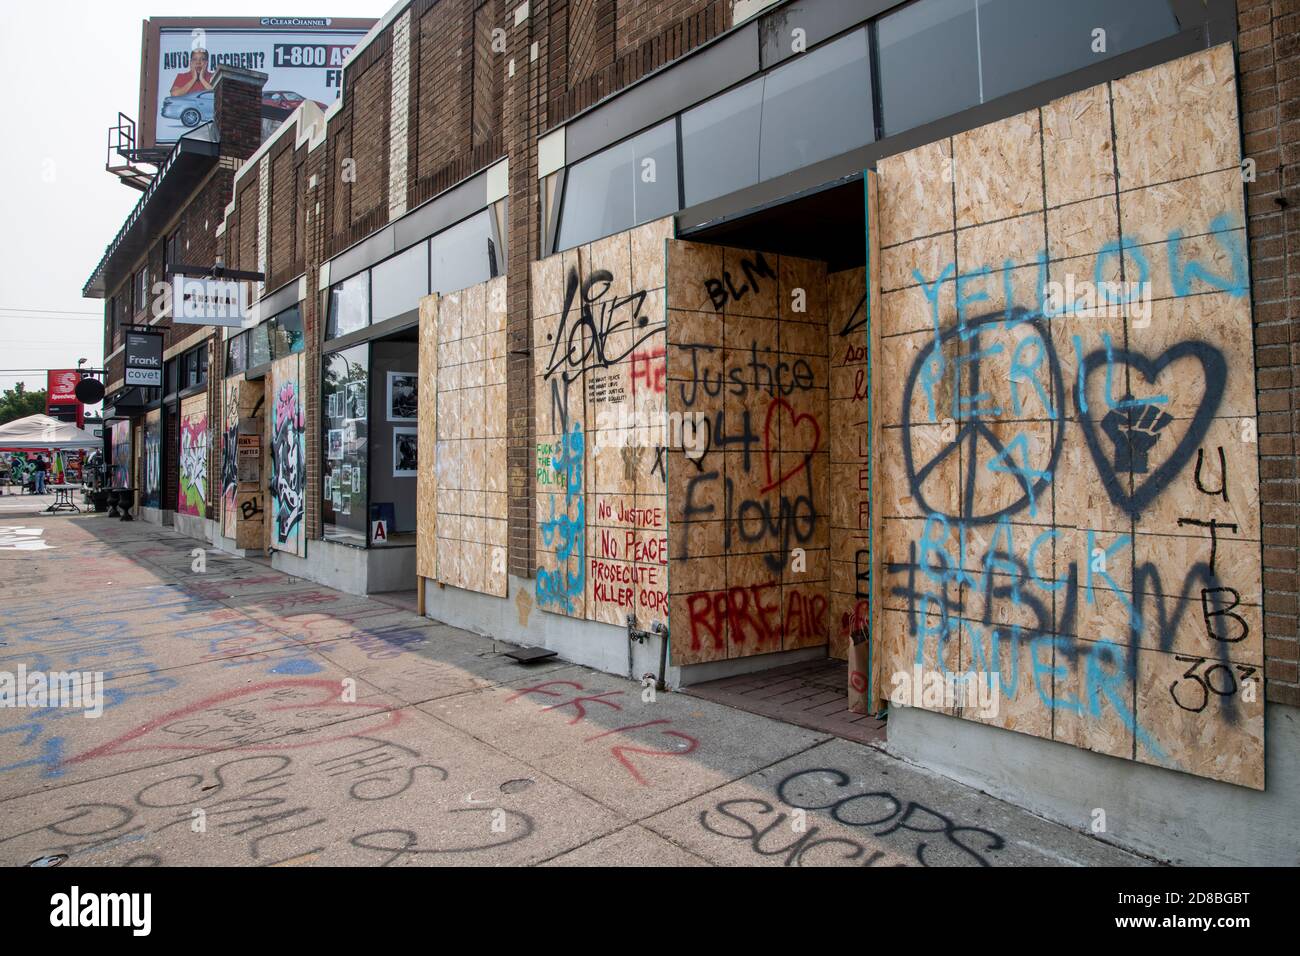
[759,29,873,180]
[165,359,178,394]
[249,321,271,369]
[272,305,305,358]
[185,349,199,388]
[557,120,678,250]
[227,332,247,375]
[878,0,980,135]
[976,0,1179,101]
[431,212,494,295]
[322,342,370,548]
[327,272,370,339]
[682,79,763,206]
[373,242,429,320]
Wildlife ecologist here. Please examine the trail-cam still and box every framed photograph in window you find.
[393,426,418,477]
[387,371,418,422]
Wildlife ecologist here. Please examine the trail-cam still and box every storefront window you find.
[431,211,495,294]
[226,332,247,376]
[272,305,305,358]
[681,79,762,206]
[248,321,271,369]
[556,120,678,251]
[758,29,872,180]
[975,0,1178,102]
[322,342,369,547]
[372,241,429,322]
[877,0,981,134]
[327,272,370,339]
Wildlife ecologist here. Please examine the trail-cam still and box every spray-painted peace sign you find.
[901,310,1065,524]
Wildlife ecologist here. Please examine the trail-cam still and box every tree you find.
[0,382,48,426]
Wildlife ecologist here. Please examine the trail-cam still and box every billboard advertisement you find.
[46,369,83,426]
[138,17,375,149]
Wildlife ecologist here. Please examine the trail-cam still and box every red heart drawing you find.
[761,396,822,493]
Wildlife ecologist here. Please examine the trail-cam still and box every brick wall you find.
[1238,0,1300,707]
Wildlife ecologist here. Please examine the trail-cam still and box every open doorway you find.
[669,176,882,743]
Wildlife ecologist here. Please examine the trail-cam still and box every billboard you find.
[138,17,375,149]
[46,369,83,426]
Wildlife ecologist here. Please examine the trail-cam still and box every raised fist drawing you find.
[1102,398,1173,474]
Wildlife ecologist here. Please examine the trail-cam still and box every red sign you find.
[46,369,83,427]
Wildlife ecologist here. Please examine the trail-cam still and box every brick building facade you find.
[86,0,1300,862]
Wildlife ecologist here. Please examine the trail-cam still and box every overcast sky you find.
[0,1,392,399]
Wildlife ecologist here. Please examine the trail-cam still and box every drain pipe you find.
[626,614,671,691]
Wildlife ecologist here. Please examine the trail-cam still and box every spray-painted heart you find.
[761,396,822,493]
[1077,341,1226,518]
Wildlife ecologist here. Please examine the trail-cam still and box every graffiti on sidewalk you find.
[507,679,699,786]
[699,766,1004,866]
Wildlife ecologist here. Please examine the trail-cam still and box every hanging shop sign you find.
[173,275,249,327]
[124,330,164,388]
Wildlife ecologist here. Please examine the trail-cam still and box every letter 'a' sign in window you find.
[124,330,164,387]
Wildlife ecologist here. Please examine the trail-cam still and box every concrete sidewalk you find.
[0,514,1147,866]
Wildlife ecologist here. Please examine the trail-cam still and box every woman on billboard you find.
[170,47,214,96]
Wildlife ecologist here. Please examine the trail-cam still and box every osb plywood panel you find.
[178,391,209,518]
[268,353,307,557]
[432,275,508,597]
[872,45,1263,789]
[220,377,265,551]
[665,239,831,667]
[830,173,884,715]
[417,294,438,582]
[531,216,673,631]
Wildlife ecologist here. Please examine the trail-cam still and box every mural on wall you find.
[269,353,306,556]
[222,379,241,539]
[178,393,209,518]
[530,217,673,629]
[665,240,832,666]
[872,44,1263,788]
[419,276,510,596]
[142,409,162,509]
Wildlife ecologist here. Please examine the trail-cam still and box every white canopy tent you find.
[0,414,100,451]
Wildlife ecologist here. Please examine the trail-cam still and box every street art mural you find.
[269,353,306,556]
[415,276,509,597]
[870,44,1263,788]
[142,409,162,509]
[664,240,833,667]
[222,380,241,538]
[530,218,673,628]
[178,393,209,518]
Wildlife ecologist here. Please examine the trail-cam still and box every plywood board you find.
[417,293,438,582]
[268,352,306,557]
[178,391,209,518]
[871,44,1263,788]
[532,217,673,630]
[431,275,508,598]
[665,239,831,666]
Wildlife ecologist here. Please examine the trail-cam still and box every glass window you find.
[226,332,247,376]
[372,242,429,321]
[682,79,762,206]
[976,0,1179,101]
[249,321,271,369]
[759,29,872,180]
[327,271,370,339]
[877,0,981,135]
[322,343,370,547]
[431,212,494,295]
[557,120,678,250]
[272,305,304,358]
